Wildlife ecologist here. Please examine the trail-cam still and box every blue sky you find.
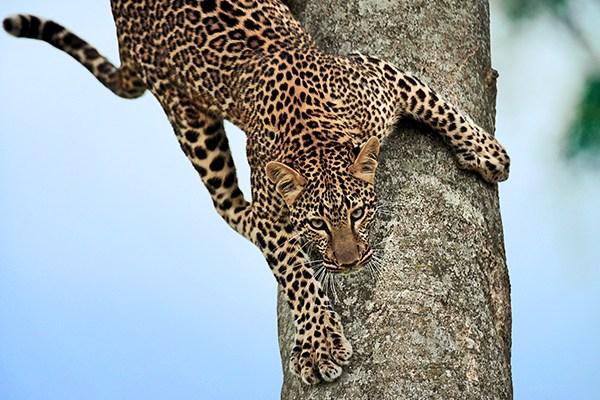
[1,1,599,399]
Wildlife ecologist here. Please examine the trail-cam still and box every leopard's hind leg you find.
[158,91,251,236]
[3,14,146,99]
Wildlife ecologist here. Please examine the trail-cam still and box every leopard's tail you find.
[3,14,146,99]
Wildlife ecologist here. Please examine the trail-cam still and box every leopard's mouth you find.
[323,250,373,274]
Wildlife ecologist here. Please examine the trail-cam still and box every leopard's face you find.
[266,137,381,273]
[290,174,377,272]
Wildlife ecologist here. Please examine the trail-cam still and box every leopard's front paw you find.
[289,308,353,385]
[456,145,510,183]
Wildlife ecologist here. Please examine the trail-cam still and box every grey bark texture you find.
[277,1,513,399]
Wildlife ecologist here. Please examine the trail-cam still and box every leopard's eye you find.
[351,206,365,221]
[308,218,326,231]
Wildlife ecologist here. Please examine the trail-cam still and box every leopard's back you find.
[111,0,316,115]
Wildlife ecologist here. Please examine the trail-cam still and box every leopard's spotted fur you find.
[4,0,510,384]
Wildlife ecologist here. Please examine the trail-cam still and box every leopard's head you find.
[266,137,380,273]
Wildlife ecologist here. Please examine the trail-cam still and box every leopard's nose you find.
[334,244,361,268]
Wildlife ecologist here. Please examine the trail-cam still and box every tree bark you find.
[277,1,513,399]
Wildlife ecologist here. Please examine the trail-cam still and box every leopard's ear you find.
[265,161,306,206]
[348,137,380,184]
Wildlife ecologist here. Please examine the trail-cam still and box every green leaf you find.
[500,0,568,20]
[566,74,600,161]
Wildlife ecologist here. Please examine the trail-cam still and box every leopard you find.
[3,0,510,385]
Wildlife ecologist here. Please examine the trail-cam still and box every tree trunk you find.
[277,1,513,399]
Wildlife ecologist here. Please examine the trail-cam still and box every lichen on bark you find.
[278,1,513,399]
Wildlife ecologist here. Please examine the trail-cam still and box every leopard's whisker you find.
[323,272,332,300]
[370,254,388,277]
[366,262,377,280]
[314,265,327,283]
[371,253,383,262]
[286,232,304,244]
[288,258,323,270]
[303,259,323,267]
[370,238,389,250]
[299,240,313,253]
[370,259,383,277]
[328,272,340,303]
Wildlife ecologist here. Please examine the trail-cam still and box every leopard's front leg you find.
[392,71,511,183]
[250,219,353,384]
[352,55,510,183]
[161,92,351,384]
